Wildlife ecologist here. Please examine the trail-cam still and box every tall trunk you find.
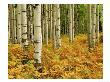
[13,5,17,43]
[69,4,72,43]
[50,4,53,39]
[88,4,92,49]
[8,5,10,42]
[27,5,31,42]
[56,4,61,48]
[72,4,75,41]
[48,4,51,39]
[33,4,42,64]
[17,4,21,44]
[9,5,13,43]
[96,4,99,43]
[41,4,44,42]
[21,4,28,49]
[91,4,96,48]
[45,4,48,46]
[30,5,34,43]
[52,4,56,49]
[64,5,67,34]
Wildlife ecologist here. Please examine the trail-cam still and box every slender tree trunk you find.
[45,4,48,46]
[91,4,96,48]
[56,4,61,48]
[64,5,67,34]
[9,5,13,43]
[27,5,31,42]
[72,4,75,41]
[69,4,72,43]
[48,4,51,39]
[50,4,53,39]
[17,4,21,44]
[30,5,34,43]
[8,5,10,43]
[52,4,56,49]
[88,4,92,49]
[14,5,17,43]
[21,4,28,49]
[96,4,99,43]
[41,4,44,42]
[33,4,42,65]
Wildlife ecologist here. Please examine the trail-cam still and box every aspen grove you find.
[8,4,103,79]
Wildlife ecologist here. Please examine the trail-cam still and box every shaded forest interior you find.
[8,4,103,79]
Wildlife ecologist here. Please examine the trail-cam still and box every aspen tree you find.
[56,4,61,48]
[30,5,34,43]
[9,4,14,43]
[21,4,28,49]
[64,5,67,34]
[33,4,42,70]
[41,4,44,42]
[52,4,56,49]
[45,4,48,46]
[48,4,51,39]
[72,4,75,41]
[17,4,21,44]
[88,4,92,49]
[13,5,17,43]
[8,5,10,42]
[91,4,96,48]
[50,4,53,39]
[96,4,99,43]
[10,5,17,43]
[69,4,73,43]
[27,5,31,42]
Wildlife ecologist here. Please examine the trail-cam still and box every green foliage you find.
[60,4,103,35]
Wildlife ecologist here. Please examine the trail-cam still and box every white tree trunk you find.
[91,4,96,48]
[45,4,48,46]
[8,5,10,42]
[69,5,73,43]
[88,4,92,48]
[17,4,21,44]
[50,4,53,39]
[33,4,42,64]
[13,5,17,43]
[41,4,45,43]
[96,4,99,43]
[30,5,34,43]
[21,4,28,49]
[56,4,61,48]
[72,4,75,41]
[52,5,56,49]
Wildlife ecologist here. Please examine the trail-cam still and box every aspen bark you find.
[21,4,28,49]
[91,4,96,48]
[88,4,92,49]
[52,4,56,49]
[72,4,75,41]
[96,4,99,43]
[27,5,31,42]
[69,4,73,43]
[8,5,10,42]
[30,5,34,43]
[33,4,42,64]
[56,4,61,48]
[17,4,21,44]
[50,4,53,39]
[45,4,48,45]
[13,5,17,43]
[9,5,13,43]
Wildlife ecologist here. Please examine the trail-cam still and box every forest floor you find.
[8,34,103,79]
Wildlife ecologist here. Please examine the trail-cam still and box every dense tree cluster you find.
[8,4,103,69]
